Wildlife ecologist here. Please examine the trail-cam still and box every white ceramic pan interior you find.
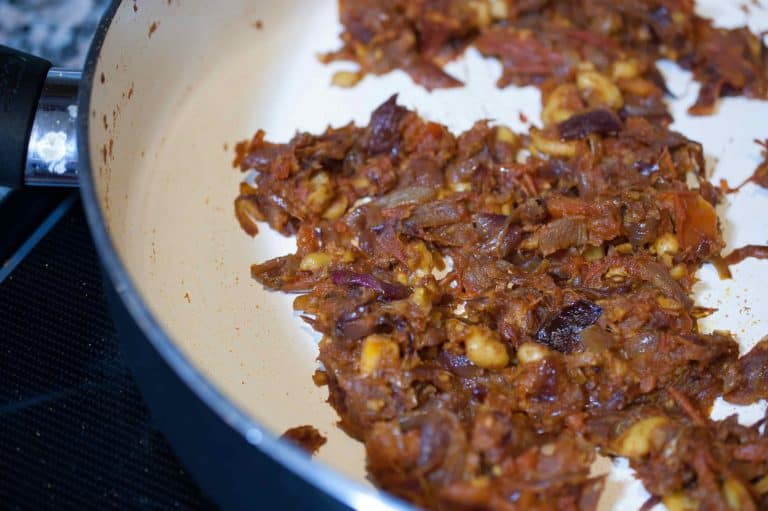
[86,1,768,509]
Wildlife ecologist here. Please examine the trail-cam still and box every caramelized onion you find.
[331,270,411,300]
[559,108,623,140]
[536,300,603,353]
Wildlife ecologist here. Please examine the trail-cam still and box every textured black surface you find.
[0,200,215,510]
[0,188,69,268]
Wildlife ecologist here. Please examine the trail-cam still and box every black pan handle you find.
[0,45,80,189]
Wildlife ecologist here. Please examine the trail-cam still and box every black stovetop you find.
[0,193,216,510]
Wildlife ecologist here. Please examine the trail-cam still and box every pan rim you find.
[75,1,412,509]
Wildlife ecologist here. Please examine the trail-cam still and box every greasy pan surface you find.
[78,1,768,509]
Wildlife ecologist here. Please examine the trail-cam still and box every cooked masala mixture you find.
[233,1,768,510]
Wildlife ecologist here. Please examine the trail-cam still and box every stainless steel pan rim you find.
[75,2,410,509]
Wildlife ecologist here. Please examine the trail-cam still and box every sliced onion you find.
[331,270,411,300]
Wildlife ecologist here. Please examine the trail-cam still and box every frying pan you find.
[1,1,767,510]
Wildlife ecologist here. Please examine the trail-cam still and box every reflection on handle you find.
[24,69,81,187]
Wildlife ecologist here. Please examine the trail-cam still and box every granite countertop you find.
[1,0,109,199]
[0,0,109,67]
